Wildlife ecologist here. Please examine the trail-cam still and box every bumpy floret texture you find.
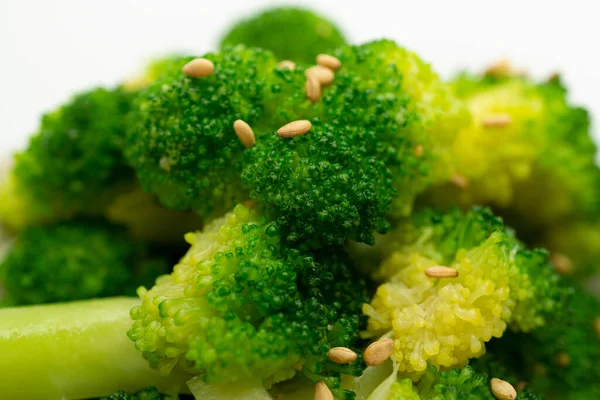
[125,46,277,218]
[426,74,600,247]
[0,220,169,306]
[262,40,469,217]
[128,205,367,386]
[493,283,600,399]
[219,7,346,64]
[242,121,397,247]
[94,387,174,400]
[1,87,134,231]
[362,208,564,375]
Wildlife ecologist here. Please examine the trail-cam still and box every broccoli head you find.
[128,204,367,389]
[242,120,397,247]
[423,73,600,261]
[0,220,170,306]
[94,386,175,400]
[219,7,347,64]
[1,87,134,232]
[125,46,277,218]
[362,207,564,375]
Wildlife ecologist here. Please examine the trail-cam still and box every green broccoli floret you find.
[128,204,367,391]
[0,220,170,306]
[490,282,600,399]
[219,7,347,64]
[0,87,134,232]
[242,120,397,247]
[95,386,174,400]
[0,297,189,400]
[125,46,277,218]
[362,207,564,376]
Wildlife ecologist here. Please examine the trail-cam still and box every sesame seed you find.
[327,347,358,364]
[305,75,322,102]
[414,145,424,157]
[306,65,335,86]
[425,266,459,278]
[364,338,394,367]
[316,54,342,71]
[595,316,600,339]
[233,119,256,148]
[277,120,312,138]
[482,113,512,128]
[182,58,214,78]
[314,382,333,400]
[490,378,517,400]
[556,351,571,367]
[450,174,469,189]
[550,252,573,275]
[277,60,296,71]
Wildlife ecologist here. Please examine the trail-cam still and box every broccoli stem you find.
[0,297,189,400]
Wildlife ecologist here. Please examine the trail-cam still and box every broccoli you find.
[125,46,277,218]
[105,187,204,245]
[94,386,175,400]
[362,207,564,376]
[124,55,185,91]
[244,40,467,247]
[0,87,135,232]
[219,7,347,64]
[0,297,189,400]
[128,204,367,394]
[422,73,600,276]
[0,220,170,306]
[487,282,600,399]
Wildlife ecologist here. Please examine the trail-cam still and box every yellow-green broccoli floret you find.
[0,220,170,306]
[362,208,564,376]
[219,7,347,64]
[125,46,278,218]
[0,87,134,232]
[128,205,367,392]
[424,74,600,258]
[124,55,185,91]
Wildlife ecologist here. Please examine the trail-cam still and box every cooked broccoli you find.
[422,73,600,276]
[219,7,347,64]
[124,55,185,91]
[244,40,467,247]
[362,207,564,375]
[0,87,134,232]
[105,187,204,244]
[488,282,600,399]
[0,220,170,306]
[94,386,174,400]
[0,297,189,400]
[128,204,367,394]
[125,46,277,218]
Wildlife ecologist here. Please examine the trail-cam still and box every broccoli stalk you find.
[0,297,189,400]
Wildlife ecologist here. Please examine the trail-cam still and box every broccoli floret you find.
[124,55,185,91]
[125,46,277,218]
[0,87,134,232]
[362,207,564,376]
[422,73,600,276]
[128,204,367,389]
[95,386,173,400]
[491,283,600,399]
[242,121,397,247]
[0,297,189,400]
[219,7,347,64]
[0,220,170,306]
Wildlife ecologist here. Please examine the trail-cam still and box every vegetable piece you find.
[219,7,347,64]
[125,46,277,218]
[0,297,189,400]
[0,87,134,231]
[94,386,175,400]
[0,220,170,306]
[187,377,271,400]
[362,207,564,376]
[242,121,398,247]
[128,204,367,388]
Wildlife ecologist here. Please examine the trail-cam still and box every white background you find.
[0,0,599,153]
